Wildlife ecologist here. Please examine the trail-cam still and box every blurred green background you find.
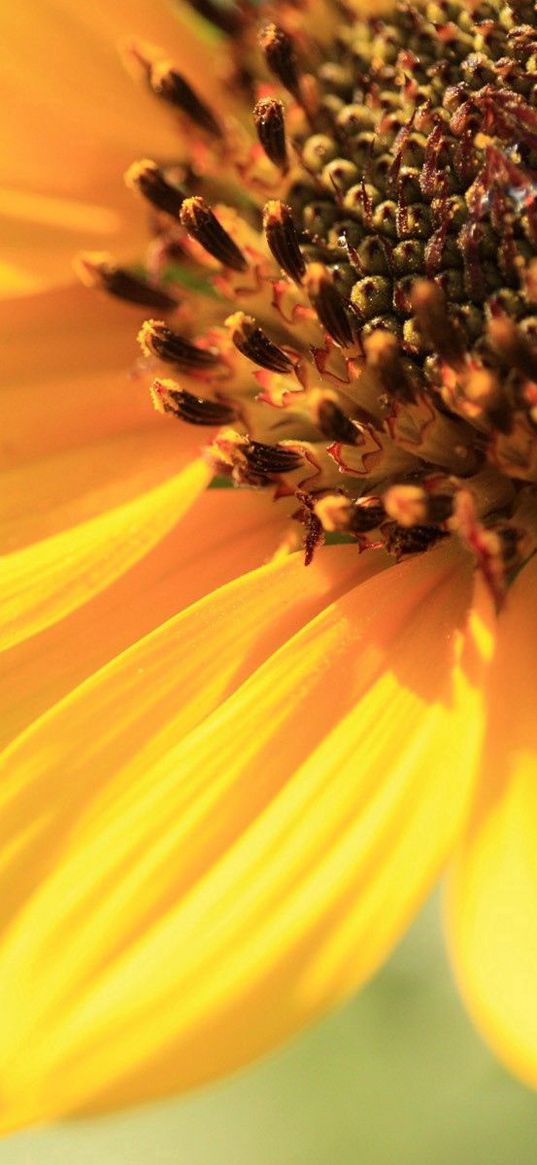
[3,894,536,1165]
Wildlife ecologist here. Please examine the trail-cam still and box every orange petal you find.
[0,0,210,201]
[1,285,165,467]
[1,458,210,650]
[0,0,227,290]
[447,556,537,1090]
[0,190,125,299]
[0,543,488,1126]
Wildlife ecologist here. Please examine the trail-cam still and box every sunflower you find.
[2,0,537,1134]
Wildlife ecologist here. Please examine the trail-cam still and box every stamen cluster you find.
[80,0,537,596]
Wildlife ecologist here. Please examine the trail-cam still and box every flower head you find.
[3,0,537,1133]
[79,0,537,598]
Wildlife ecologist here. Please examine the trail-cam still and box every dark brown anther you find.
[385,523,447,557]
[488,316,537,381]
[151,379,237,424]
[258,24,300,100]
[349,501,386,533]
[226,311,293,373]
[75,253,176,310]
[263,200,306,283]
[125,160,186,217]
[293,491,324,565]
[313,493,384,536]
[304,263,354,348]
[419,122,448,201]
[149,62,221,136]
[427,494,454,524]
[411,280,466,369]
[363,330,415,402]
[458,220,487,305]
[180,196,248,272]
[138,320,219,370]
[317,398,358,443]
[253,97,288,172]
[497,523,523,571]
[183,0,243,35]
[245,440,303,475]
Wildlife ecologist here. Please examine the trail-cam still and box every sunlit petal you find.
[0,544,488,1126]
[1,458,210,650]
[448,556,537,1090]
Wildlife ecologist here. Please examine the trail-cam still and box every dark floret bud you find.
[488,316,537,380]
[317,398,359,443]
[305,263,355,347]
[183,0,242,34]
[226,311,293,373]
[151,379,237,424]
[253,97,288,171]
[258,24,300,100]
[149,62,221,136]
[180,197,248,272]
[125,160,186,217]
[245,440,303,475]
[411,280,466,369]
[364,330,416,401]
[75,252,176,311]
[263,201,306,283]
[138,320,220,370]
[385,524,447,557]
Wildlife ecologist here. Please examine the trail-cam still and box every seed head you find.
[83,0,537,590]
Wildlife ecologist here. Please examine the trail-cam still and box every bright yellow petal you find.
[0,544,376,922]
[0,543,488,1127]
[447,555,537,1090]
[0,489,293,748]
[0,458,210,650]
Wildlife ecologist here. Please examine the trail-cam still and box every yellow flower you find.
[2,0,537,1135]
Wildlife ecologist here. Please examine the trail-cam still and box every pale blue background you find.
[3,896,536,1165]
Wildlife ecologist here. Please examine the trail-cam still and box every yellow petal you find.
[0,258,46,299]
[1,285,162,467]
[0,1,225,292]
[0,543,487,1127]
[1,426,194,551]
[447,555,537,1090]
[0,489,292,748]
[0,458,210,650]
[0,190,124,299]
[0,543,376,939]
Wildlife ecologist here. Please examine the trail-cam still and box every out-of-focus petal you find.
[0,0,225,286]
[0,191,124,298]
[0,543,488,1127]
[448,556,537,1090]
[1,286,162,467]
[0,0,214,199]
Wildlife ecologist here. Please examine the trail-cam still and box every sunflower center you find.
[79,0,537,599]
